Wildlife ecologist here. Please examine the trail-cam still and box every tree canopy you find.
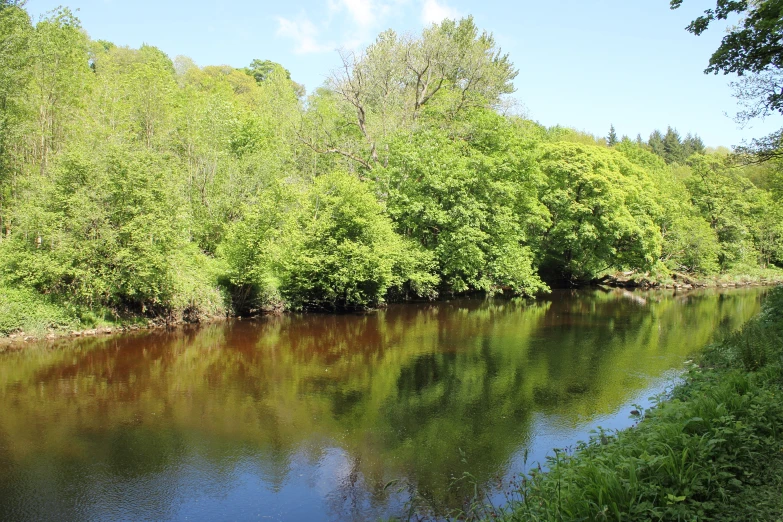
[0,3,780,332]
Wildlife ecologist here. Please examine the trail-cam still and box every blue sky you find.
[26,0,782,147]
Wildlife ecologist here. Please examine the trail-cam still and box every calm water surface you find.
[0,288,768,521]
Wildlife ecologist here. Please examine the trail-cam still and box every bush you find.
[222,172,439,312]
[275,171,438,310]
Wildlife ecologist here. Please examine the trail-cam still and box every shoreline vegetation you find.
[1,4,782,341]
[467,285,783,522]
[2,280,780,349]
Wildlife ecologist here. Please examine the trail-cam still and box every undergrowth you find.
[0,285,79,336]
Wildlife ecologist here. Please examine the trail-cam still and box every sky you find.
[25,0,783,148]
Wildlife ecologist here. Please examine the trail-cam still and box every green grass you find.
[472,285,783,522]
[0,285,79,336]
[0,284,134,338]
[0,247,230,339]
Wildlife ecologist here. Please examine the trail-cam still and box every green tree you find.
[616,140,720,273]
[376,113,548,296]
[684,154,766,269]
[682,132,706,156]
[536,142,662,282]
[648,130,665,157]
[27,7,91,174]
[607,124,618,146]
[671,0,783,160]
[244,59,304,97]
[663,126,685,164]
[305,17,518,172]
[0,1,31,236]
[275,171,437,310]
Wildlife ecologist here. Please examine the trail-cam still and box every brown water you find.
[0,288,767,521]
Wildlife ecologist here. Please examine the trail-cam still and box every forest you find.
[1,1,782,334]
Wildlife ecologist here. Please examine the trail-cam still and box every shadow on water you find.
[0,287,769,521]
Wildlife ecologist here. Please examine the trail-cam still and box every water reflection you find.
[0,288,767,521]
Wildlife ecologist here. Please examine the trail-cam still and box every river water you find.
[0,287,768,521]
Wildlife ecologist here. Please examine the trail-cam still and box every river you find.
[0,287,768,521]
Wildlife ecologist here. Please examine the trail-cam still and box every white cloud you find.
[275,0,412,55]
[421,0,461,25]
[276,16,334,54]
[330,0,376,30]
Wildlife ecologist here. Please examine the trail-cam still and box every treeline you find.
[0,4,781,330]
[608,124,707,166]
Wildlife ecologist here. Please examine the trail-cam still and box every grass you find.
[0,249,230,339]
[0,285,79,336]
[473,285,783,521]
[0,284,141,338]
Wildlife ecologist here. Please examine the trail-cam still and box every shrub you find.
[276,171,438,310]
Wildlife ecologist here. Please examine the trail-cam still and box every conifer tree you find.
[683,133,705,157]
[663,126,685,164]
[649,130,665,157]
[607,124,618,146]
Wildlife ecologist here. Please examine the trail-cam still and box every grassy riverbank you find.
[2,276,781,344]
[0,281,225,341]
[486,285,783,521]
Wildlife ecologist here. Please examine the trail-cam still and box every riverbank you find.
[3,274,782,347]
[485,285,783,521]
[596,267,783,290]
[0,284,228,349]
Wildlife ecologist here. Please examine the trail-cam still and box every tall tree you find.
[0,0,31,237]
[649,129,665,157]
[663,126,685,163]
[683,132,706,156]
[303,17,518,172]
[607,124,618,146]
[27,7,91,175]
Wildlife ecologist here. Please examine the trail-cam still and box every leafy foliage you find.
[672,0,783,162]
[377,115,547,295]
[223,172,438,311]
[277,172,438,310]
[0,4,781,330]
[536,143,662,282]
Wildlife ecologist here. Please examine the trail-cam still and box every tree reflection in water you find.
[0,288,767,521]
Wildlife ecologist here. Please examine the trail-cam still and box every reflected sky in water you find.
[0,287,767,521]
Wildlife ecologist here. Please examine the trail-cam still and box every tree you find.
[277,172,437,310]
[671,0,783,78]
[684,154,766,269]
[536,142,662,282]
[682,132,706,156]
[376,111,548,296]
[649,130,665,157]
[671,0,783,160]
[607,124,618,146]
[303,17,518,172]
[663,126,686,163]
[244,59,304,98]
[0,0,31,236]
[27,7,91,174]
